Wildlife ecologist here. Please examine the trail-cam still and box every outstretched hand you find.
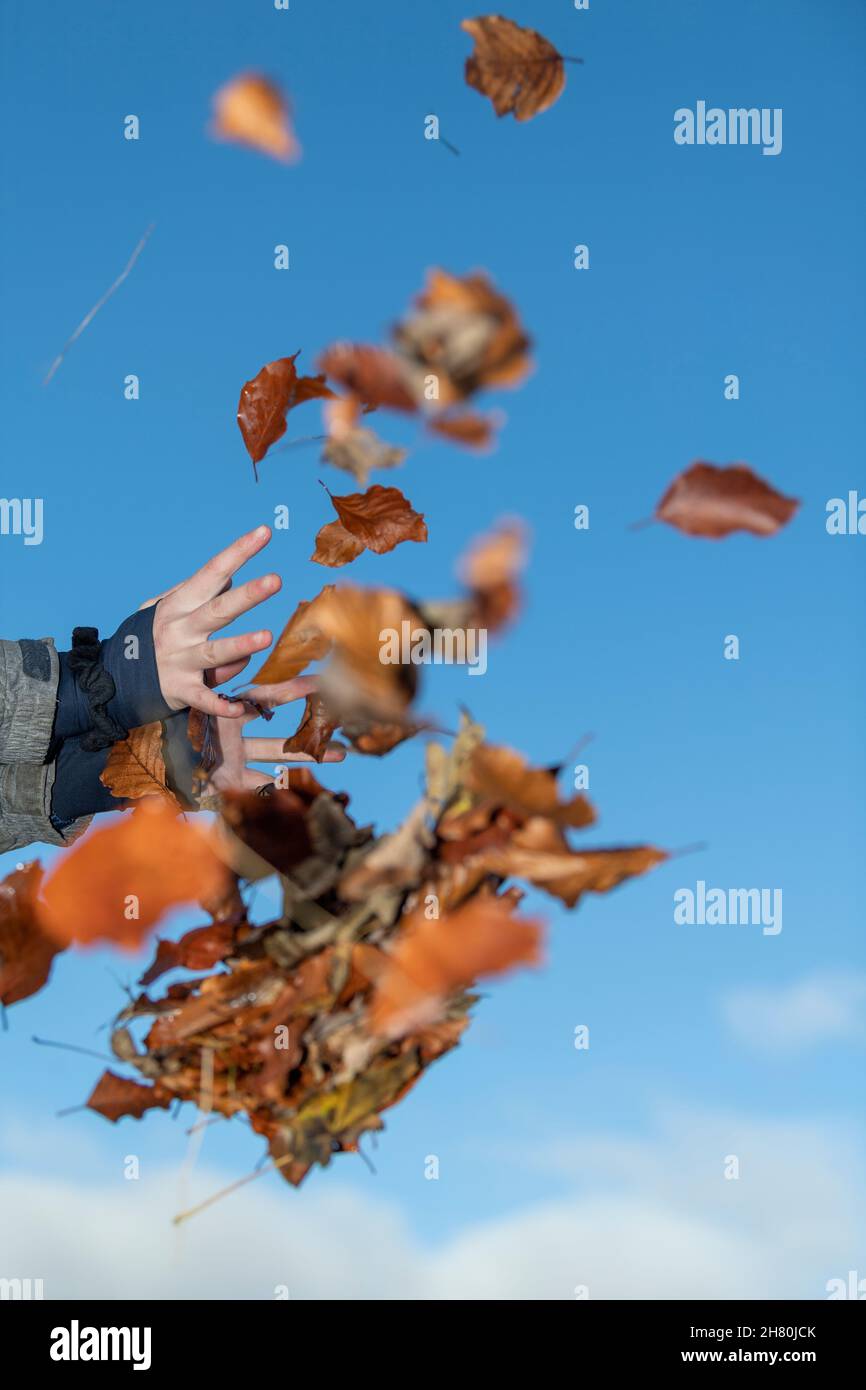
[206,676,346,793]
[141,525,280,720]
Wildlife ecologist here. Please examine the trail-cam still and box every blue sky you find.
[1,0,864,1299]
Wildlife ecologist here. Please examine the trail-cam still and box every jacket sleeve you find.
[0,637,92,854]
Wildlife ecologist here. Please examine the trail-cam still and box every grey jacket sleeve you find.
[0,637,92,854]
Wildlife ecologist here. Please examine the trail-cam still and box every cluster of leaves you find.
[1,718,665,1187]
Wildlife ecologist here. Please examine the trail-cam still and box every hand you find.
[141,526,280,720]
[206,677,346,793]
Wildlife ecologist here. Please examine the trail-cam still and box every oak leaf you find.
[211,73,300,162]
[462,16,568,121]
[654,462,799,539]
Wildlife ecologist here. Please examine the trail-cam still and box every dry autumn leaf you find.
[467,744,596,828]
[393,268,532,403]
[252,586,335,685]
[100,722,179,806]
[321,427,407,489]
[87,1070,172,1123]
[368,896,544,1038]
[317,344,418,412]
[38,800,230,951]
[314,585,423,719]
[282,693,340,763]
[428,411,498,450]
[462,16,573,122]
[460,517,527,631]
[0,862,60,1007]
[654,462,800,539]
[211,73,300,162]
[139,920,239,987]
[238,354,334,478]
[312,484,428,567]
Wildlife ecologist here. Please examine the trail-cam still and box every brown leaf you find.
[38,800,230,951]
[139,920,238,987]
[474,817,667,908]
[314,585,423,719]
[220,788,314,875]
[211,73,300,162]
[467,744,596,828]
[459,517,527,631]
[0,862,61,1007]
[339,800,432,902]
[87,1069,172,1123]
[393,268,531,402]
[428,411,497,450]
[321,426,407,488]
[237,354,334,477]
[317,344,418,412]
[282,694,340,763]
[252,586,335,685]
[310,520,366,568]
[330,483,428,552]
[100,723,179,806]
[462,16,567,121]
[654,462,800,539]
[368,896,544,1038]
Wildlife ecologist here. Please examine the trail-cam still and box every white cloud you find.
[722,972,866,1054]
[0,1108,861,1299]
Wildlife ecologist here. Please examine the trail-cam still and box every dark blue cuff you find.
[56,605,173,742]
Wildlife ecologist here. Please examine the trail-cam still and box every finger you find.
[210,656,251,686]
[191,573,282,635]
[181,630,272,673]
[242,675,319,707]
[244,738,347,762]
[181,525,272,608]
[186,685,248,719]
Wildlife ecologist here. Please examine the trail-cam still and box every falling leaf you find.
[314,585,423,719]
[462,16,568,121]
[654,462,800,539]
[459,517,527,631]
[38,800,230,951]
[322,427,407,488]
[211,73,300,162]
[139,920,239,987]
[0,862,60,1007]
[467,744,596,828]
[368,896,544,1038]
[87,1070,172,1123]
[100,723,179,806]
[220,788,314,875]
[339,800,433,902]
[312,484,427,567]
[474,817,667,909]
[252,586,335,685]
[428,411,498,450]
[238,354,334,477]
[317,344,418,412]
[310,521,366,569]
[393,268,531,402]
[282,694,340,763]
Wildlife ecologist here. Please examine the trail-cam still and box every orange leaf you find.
[428,411,498,450]
[310,519,365,569]
[211,73,300,162]
[369,897,544,1038]
[252,586,335,685]
[654,462,800,539]
[467,744,596,828]
[38,800,229,951]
